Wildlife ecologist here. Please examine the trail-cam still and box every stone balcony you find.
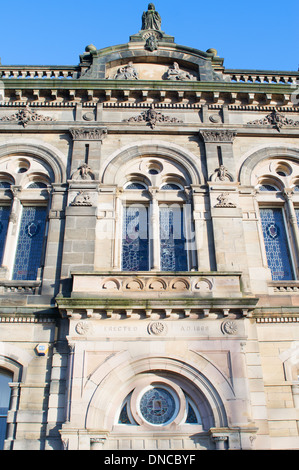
[56,271,258,320]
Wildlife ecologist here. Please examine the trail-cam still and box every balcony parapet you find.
[56,271,258,320]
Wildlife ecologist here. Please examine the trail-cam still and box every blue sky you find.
[0,0,298,71]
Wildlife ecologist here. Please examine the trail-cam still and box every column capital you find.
[199,129,237,143]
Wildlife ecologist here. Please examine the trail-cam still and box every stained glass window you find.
[0,369,12,450]
[122,206,149,271]
[259,184,278,191]
[0,206,11,264]
[160,183,181,190]
[12,206,47,280]
[125,182,147,190]
[159,206,188,271]
[139,387,177,425]
[27,182,47,189]
[260,208,294,281]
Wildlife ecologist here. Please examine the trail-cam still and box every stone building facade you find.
[0,4,299,451]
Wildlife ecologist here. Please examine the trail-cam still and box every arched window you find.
[12,205,48,280]
[0,205,11,265]
[0,369,13,450]
[259,208,295,281]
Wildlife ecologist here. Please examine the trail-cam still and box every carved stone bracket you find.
[0,105,55,127]
[199,129,237,142]
[124,104,183,129]
[210,165,234,182]
[69,127,107,141]
[71,163,95,181]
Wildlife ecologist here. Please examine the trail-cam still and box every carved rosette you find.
[221,320,238,335]
[75,321,90,335]
[147,321,168,336]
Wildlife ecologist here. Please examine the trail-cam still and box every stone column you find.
[199,130,251,293]
[69,127,107,180]
[199,129,237,182]
[41,184,67,298]
[4,382,20,450]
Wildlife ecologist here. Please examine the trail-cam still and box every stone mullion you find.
[1,186,22,278]
[284,189,299,273]
[149,188,160,270]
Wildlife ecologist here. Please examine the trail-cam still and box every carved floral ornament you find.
[124,104,183,128]
[0,105,55,127]
[247,109,299,132]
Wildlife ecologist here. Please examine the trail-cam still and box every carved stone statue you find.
[165,62,195,81]
[114,62,138,80]
[141,3,162,31]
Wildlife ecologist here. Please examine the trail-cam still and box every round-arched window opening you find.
[0,181,11,189]
[137,385,179,426]
[258,184,279,192]
[160,183,182,190]
[27,182,48,189]
[124,181,147,190]
[275,162,292,177]
[146,160,163,176]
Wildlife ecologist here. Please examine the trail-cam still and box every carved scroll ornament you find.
[247,109,299,132]
[0,105,55,127]
[124,104,183,129]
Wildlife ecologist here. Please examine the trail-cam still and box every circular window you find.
[138,386,178,426]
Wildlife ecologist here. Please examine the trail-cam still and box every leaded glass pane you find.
[160,183,181,190]
[159,206,187,271]
[259,184,278,191]
[122,206,149,271]
[186,402,198,424]
[12,206,47,280]
[125,182,146,190]
[139,387,177,425]
[118,403,131,424]
[27,182,47,189]
[0,206,11,264]
[260,208,294,281]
